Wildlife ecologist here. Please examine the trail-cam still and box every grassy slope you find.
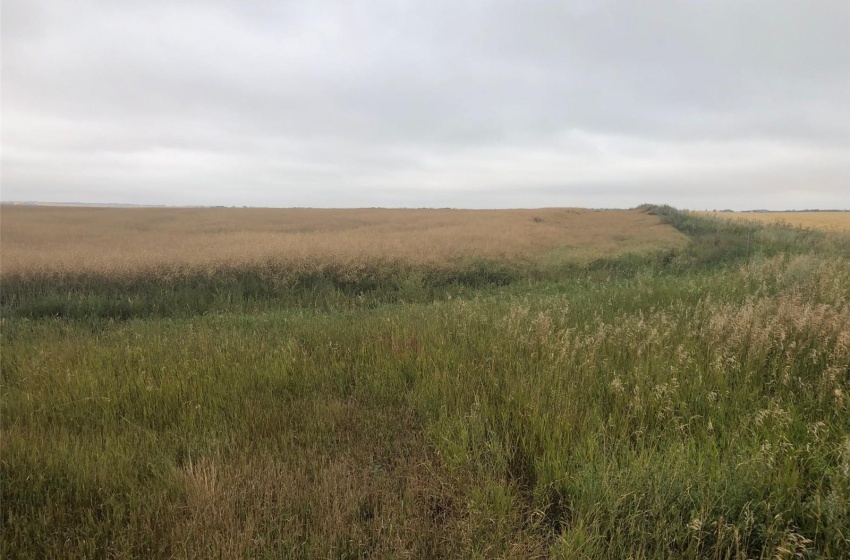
[2,207,850,559]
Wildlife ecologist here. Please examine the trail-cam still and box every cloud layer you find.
[3,0,848,208]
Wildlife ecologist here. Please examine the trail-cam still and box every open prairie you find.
[2,206,850,559]
[1,206,685,277]
[695,211,850,232]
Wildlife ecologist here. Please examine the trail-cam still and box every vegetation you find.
[0,206,686,276]
[695,210,850,233]
[2,206,849,559]
[0,207,685,320]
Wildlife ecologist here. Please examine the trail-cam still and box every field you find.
[2,205,850,559]
[1,206,685,276]
[695,211,850,233]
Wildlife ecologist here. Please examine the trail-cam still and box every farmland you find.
[2,205,849,559]
[1,206,685,276]
[696,211,850,233]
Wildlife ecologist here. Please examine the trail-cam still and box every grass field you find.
[2,205,850,559]
[0,207,685,277]
[695,211,850,233]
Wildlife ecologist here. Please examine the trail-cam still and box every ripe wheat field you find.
[0,206,685,277]
[2,205,849,559]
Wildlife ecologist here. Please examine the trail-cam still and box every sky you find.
[2,0,849,210]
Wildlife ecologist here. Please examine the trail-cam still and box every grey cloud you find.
[2,0,848,209]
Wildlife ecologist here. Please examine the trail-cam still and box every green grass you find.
[2,206,850,558]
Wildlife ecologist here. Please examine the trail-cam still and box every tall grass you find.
[695,211,850,233]
[2,206,849,558]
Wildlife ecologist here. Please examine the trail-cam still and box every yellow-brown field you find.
[694,211,850,232]
[0,206,686,277]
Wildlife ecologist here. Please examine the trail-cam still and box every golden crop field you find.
[0,206,686,277]
[695,211,850,232]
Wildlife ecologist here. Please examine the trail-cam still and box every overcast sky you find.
[2,1,848,209]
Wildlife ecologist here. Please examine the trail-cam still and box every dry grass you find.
[695,211,850,232]
[0,206,686,277]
